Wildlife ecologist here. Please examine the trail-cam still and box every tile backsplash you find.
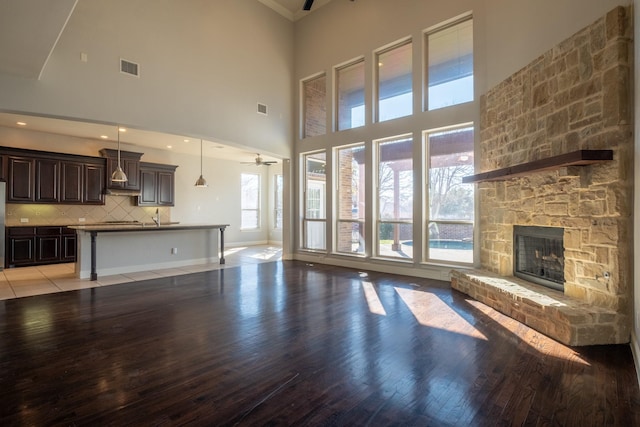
[5,196,171,226]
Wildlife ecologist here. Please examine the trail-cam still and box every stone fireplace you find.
[451,6,632,346]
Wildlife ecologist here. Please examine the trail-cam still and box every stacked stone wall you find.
[478,6,632,313]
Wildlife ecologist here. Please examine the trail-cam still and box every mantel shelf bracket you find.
[462,149,613,183]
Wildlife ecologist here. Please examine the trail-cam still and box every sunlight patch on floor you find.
[362,281,387,316]
[248,246,283,260]
[395,287,487,340]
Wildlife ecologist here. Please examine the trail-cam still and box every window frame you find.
[274,174,283,230]
[301,73,327,139]
[424,13,474,112]
[374,134,414,260]
[240,172,261,231]
[301,151,327,251]
[424,123,475,265]
[335,58,366,132]
[375,38,413,123]
[333,143,366,256]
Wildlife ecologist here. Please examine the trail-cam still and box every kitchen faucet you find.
[151,208,160,226]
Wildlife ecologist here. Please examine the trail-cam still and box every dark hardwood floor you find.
[0,261,638,426]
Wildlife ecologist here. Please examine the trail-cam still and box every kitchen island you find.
[69,223,229,280]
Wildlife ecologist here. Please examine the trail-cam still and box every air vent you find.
[257,103,268,115]
[120,58,140,77]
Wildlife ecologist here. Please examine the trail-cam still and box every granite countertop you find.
[68,223,229,232]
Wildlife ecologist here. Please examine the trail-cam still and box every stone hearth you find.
[451,270,625,346]
[452,6,632,346]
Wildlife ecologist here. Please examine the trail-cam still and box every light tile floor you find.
[0,245,283,300]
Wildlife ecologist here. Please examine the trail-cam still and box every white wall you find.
[0,0,294,159]
[481,0,631,90]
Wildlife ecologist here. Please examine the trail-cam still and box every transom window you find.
[376,40,413,122]
[426,16,474,110]
[302,74,327,138]
[336,59,365,131]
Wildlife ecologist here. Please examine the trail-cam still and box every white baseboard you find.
[225,240,268,248]
[78,256,220,279]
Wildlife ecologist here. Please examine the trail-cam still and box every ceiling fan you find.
[304,0,354,11]
[241,154,277,166]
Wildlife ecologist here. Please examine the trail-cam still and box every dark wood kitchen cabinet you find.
[36,227,61,263]
[83,163,105,204]
[100,149,143,191]
[6,226,77,268]
[0,147,106,205]
[137,162,177,206]
[60,161,83,203]
[36,159,60,203]
[6,227,36,266]
[61,228,77,262]
[7,156,35,202]
[60,161,105,204]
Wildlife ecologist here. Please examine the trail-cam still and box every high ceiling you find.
[0,0,332,163]
[258,0,333,21]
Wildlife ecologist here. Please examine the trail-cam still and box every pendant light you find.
[194,139,208,187]
[111,126,128,182]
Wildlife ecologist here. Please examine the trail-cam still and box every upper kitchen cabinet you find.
[83,163,106,204]
[60,160,105,205]
[36,158,60,203]
[0,147,107,205]
[7,156,35,202]
[100,149,143,192]
[137,162,178,206]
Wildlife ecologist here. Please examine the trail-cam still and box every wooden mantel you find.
[462,150,613,183]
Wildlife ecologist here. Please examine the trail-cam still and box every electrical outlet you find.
[79,218,86,222]
[20,218,28,223]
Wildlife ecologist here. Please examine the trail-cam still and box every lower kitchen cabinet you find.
[7,227,36,266]
[62,228,77,262]
[6,226,77,268]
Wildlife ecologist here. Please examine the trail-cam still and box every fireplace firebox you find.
[513,226,564,291]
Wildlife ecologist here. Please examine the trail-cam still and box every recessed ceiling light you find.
[16,121,26,126]
[118,127,126,132]
[100,135,109,139]
[167,145,172,149]
[183,139,189,143]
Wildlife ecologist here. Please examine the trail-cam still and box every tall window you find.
[336,59,365,130]
[302,74,327,138]
[376,135,413,259]
[377,40,412,122]
[426,126,474,263]
[241,173,260,230]
[426,16,473,110]
[274,174,283,230]
[335,144,365,254]
[302,151,326,250]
